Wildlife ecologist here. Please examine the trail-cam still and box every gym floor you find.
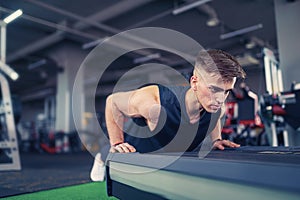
[0,151,113,199]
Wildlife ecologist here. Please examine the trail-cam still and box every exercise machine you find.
[0,17,21,171]
[106,147,300,200]
[261,47,288,146]
[222,83,265,146]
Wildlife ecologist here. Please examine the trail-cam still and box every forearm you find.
[211,118,240,150]
[211,107,226,142]
[105,96,125,146]
[210,120,222,142]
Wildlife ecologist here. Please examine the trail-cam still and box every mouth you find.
[210,105,221,110]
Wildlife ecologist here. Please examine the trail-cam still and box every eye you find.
[208,86,217,93]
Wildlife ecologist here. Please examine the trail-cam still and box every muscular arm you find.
[105,94,125,146]
[105,85,160,152]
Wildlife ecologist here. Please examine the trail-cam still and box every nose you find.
[215,93,225,104]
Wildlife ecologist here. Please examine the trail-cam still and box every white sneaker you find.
[90,153,106,182]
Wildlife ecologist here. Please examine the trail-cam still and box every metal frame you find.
[263,47,283,95]
[0,19,21,171]
[0,73,21,170]
[263,47,288,147]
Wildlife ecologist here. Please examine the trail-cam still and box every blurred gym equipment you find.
[0,10,22,171]
[260,48,285,146]
[222,83,265,146]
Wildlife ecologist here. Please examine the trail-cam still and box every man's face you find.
[191,72,236,113]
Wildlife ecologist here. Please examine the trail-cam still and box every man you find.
[106,49,246,153]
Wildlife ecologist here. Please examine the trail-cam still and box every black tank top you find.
[123,84,220,153]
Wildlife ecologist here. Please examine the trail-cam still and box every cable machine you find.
[0,10,22,171]
[262,47,289,147]
[0,73,21,170]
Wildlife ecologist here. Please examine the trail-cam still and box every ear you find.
[190,75,198,91]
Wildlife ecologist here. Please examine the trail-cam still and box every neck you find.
[185,88,203,123]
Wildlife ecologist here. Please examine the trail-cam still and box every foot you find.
[90,153,105,182]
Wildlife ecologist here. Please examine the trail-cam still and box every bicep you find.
[106,91,137,118]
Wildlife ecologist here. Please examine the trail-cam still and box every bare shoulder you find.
[131,85,160,105]
[136,85,159,95]
[108,85,160,117]
[109,85,157,99]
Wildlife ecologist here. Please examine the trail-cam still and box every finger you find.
[212,140,221,149]
[123,143,136,152]
[114,145,125,153]
[227,141,240,148]
[216,143,225,150]
[117,144,130,153]
[232,142,240,148]
[222,140,240,148]
[223,140,234,147]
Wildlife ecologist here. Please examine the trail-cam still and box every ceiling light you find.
[236,54,259,66]
[82,37,108,50]
[0,61,19,80]
[133,53,161,64]
[245,40,256,49]
[206,17,219,27]
[28,59,47,70]
[3,9,23,24]
[220,24,263,40]
[172,0,211,15]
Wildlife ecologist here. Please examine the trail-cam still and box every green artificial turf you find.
[3,182,118,200]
